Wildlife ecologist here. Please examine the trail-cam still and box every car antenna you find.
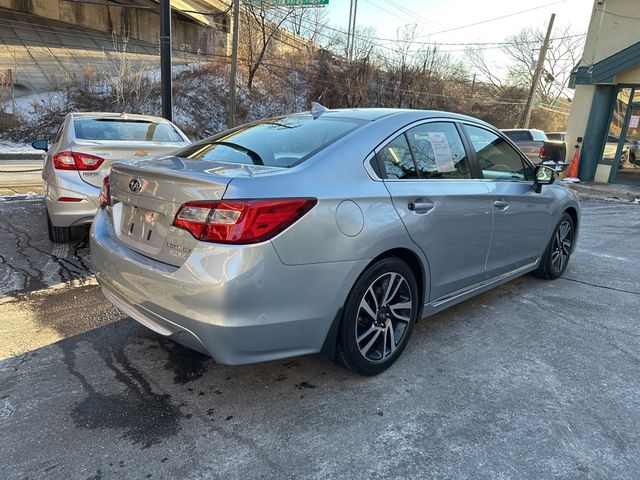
[311,101,329,119]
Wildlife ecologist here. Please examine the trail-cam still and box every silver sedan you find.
[32,112,190,242]
[90,107,580,375]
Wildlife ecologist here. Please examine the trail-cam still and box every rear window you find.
[502,131,531,142]
[74,118,184,142]
[546,132,564,141]
[175,114,365,167]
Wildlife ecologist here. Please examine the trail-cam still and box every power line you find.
[418,0,567,37]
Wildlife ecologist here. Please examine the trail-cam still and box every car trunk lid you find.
[73,140,186,188]
[107,157,283,266]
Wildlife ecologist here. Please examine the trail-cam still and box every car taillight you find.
[173,198,317,244]
[539,145,547,159]
[53,151,105,171]
[99,176,110,208]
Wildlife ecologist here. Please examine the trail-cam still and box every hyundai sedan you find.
[90,107,579,375]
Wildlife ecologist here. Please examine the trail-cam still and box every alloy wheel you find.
[355,272,413,363]
[551,220,572,271]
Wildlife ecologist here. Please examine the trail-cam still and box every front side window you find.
[464,125,533,181]
[404,122,471,179]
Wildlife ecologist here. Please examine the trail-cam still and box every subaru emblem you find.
[129,178,143,193]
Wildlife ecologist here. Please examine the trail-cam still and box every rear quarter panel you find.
[220,113,431,275]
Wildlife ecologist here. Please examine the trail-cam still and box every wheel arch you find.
[564,206,579,253]
[321,246,429,360]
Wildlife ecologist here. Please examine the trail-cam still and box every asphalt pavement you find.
[1,198,639,479]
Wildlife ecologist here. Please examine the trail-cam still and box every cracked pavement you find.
[1,198,639,479]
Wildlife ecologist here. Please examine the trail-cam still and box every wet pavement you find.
[1,198,640,479]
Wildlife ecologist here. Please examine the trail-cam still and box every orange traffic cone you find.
[564,145,580,182]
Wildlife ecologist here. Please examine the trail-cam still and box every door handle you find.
[408,199,434,214]
[493,200,509,210]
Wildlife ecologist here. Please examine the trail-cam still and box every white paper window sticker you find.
[629,115,640,129]
[427,131,456,172]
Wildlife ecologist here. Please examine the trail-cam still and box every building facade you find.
[565,0,640,185]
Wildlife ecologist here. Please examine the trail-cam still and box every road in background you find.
[1,199,639,479]
[0,158,43,195]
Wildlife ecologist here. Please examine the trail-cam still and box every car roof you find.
[312,108,494,127]
[501,128,543,132]
[68,112,173,123]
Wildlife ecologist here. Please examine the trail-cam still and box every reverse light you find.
[173,198,317,244]
[99,175,111,208]
[53,151,105,171]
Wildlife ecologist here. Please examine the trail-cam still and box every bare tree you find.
[285,5,330,45]
[241,1,295,90]
[502,24,584,105]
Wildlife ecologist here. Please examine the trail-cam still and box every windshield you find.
[74,118,184,142]
[175,114,365,167]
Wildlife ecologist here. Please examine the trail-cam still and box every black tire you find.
[336,257,419,376]
[533,212,574,280]
[47,212,72,243]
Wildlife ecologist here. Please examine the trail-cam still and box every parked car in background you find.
[91,107,580,376]
[501,128,567,165]
[32,112,190,242]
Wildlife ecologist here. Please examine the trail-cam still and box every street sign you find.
[248,0,329,6]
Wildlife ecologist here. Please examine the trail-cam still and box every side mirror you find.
[31,139,48,152]
[533,165,556,193]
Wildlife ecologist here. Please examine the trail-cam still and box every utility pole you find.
[521,13,555,129]
[228,0,240,128]
[160,0,172,121]
[349,0,358,61]
[346,0,353,60]
[470,73,476,98]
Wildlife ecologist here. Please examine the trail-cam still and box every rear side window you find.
[377,135,418,179]
[503,131,531,142]
[404,122,471,179]
[176,114,364,168]
[74,119,184,142]
[464,125,533,181]
[530,130,547,141]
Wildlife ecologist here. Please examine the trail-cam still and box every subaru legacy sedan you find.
[33,112,190,242]
[91,107,579,376]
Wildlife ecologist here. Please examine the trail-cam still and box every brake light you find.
[58,197,83,202]
[99,176,110,208]
[53,151,105,170]
[173,198,317,244]
[539,145,547,159]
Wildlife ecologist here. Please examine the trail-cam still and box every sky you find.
[321,0,594,76]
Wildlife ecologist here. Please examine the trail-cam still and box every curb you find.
[566,183,640,202]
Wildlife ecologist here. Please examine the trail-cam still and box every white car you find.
[32,112,190,242]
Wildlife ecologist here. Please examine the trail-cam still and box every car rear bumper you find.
[44,172,99,227]
[90,208,368,365]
